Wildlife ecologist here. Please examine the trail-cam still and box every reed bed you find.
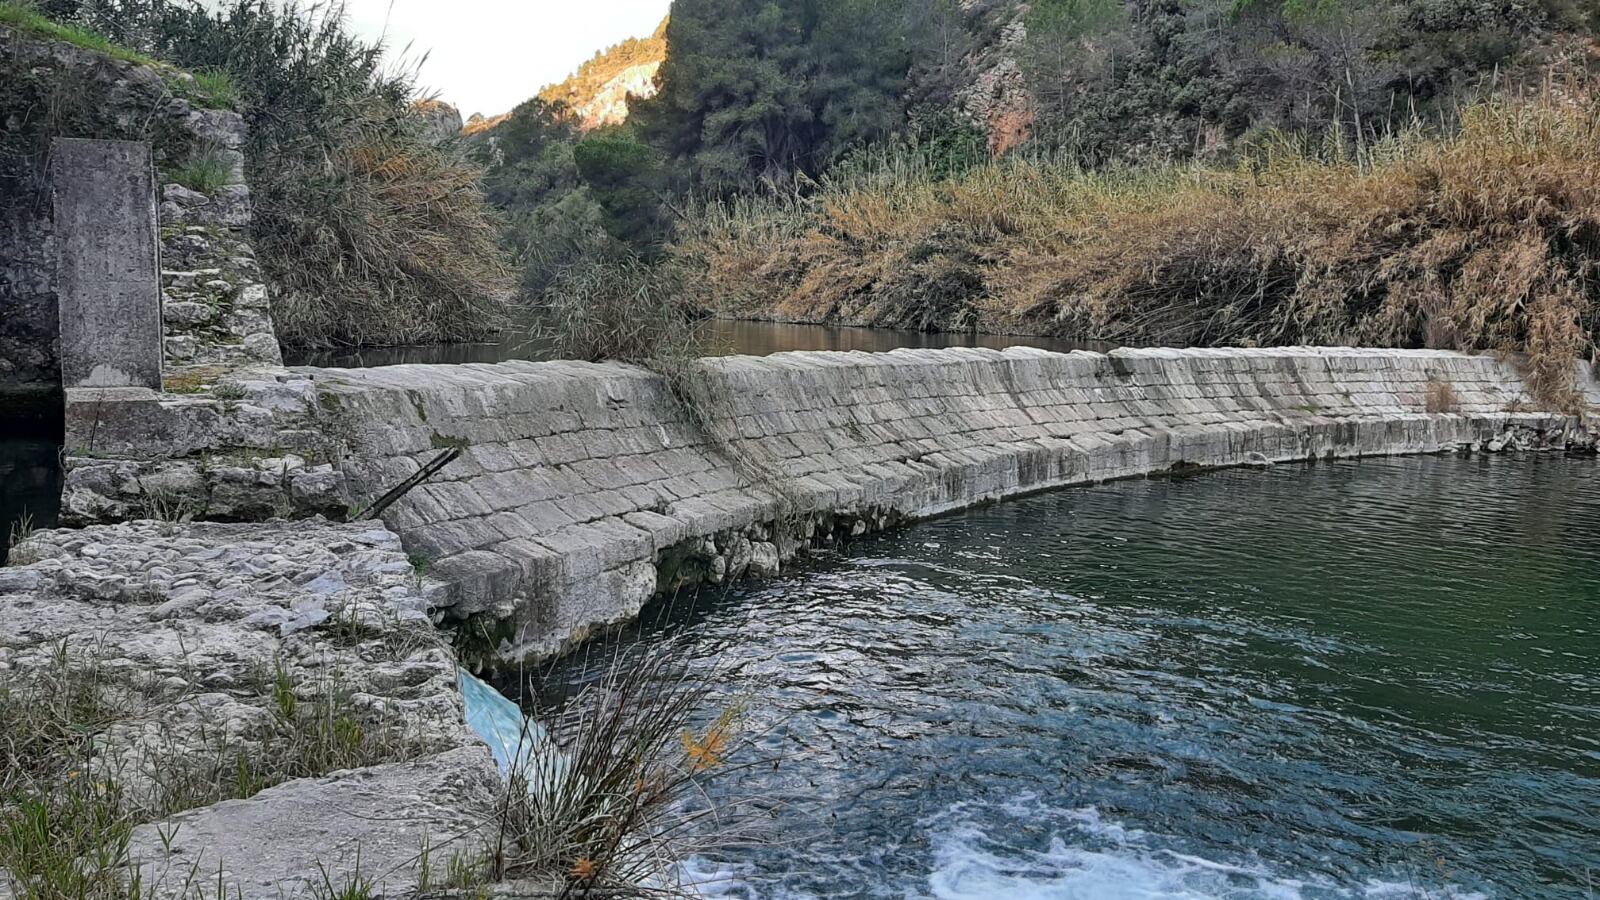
[677,85,1600,410]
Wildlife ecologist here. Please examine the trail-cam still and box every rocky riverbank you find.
[0,518,499,898]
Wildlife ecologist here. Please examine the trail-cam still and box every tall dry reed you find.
[677,85,1600,410]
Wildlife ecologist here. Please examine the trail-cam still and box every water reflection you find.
[0,397,63,565]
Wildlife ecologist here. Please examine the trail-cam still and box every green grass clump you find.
[540,253,699,364]
[0,1,156,66]
[0,642,141,900]
[165,148,233,194]
[182,68,238,110]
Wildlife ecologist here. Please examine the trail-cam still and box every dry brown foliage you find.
[677,85,1600,412]
[264,122,513,350]
[1425,379,1460,414]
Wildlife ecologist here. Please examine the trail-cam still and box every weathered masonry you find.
[0,22,280,407]
[310,347,1600,666]
[52,139,164,390]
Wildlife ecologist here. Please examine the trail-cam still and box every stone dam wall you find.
[309,346,1600,666]
[15,343,1597,894]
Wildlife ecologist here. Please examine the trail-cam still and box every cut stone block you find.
[52,138,162,390]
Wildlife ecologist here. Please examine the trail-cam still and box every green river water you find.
[539,453,1600,898]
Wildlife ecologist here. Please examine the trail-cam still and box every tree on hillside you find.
[1019,0,1571,161]
[1021,0,1132,129]
[633,0,912,189]
[573,132,674,254]
[473,98,621,294]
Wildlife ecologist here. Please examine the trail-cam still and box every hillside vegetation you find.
[17,0,508,350]
[470,0,1600,400]
[16,0,1600,384]
[677,84,1600,409]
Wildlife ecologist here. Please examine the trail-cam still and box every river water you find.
[534,454,1600,898]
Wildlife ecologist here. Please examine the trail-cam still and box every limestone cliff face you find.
[536,21,668,132]
[567,59,661,130]
[952,0,1034,155]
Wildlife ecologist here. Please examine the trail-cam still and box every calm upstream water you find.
[537,454,1600,899]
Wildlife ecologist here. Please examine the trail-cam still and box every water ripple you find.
[540,454,1600,898]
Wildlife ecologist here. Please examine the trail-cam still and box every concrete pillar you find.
[52,138,162,390]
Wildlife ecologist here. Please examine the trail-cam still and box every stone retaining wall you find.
[0,23,281,400]
[311,347,1600,667]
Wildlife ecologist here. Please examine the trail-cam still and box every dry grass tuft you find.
[265,126,513,350]
[1425,379,1460,414]
[491,638,769,895]
[677,85,1600,412]
[538,254,700,365]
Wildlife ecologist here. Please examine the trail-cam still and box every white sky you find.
[335,0,672,119]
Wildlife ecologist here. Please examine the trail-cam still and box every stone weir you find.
[307,346,1599,667]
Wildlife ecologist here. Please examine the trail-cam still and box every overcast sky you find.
[335,0,672,118]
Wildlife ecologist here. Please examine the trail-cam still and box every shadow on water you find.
[1,391,64,565]
[284,317,1109,368]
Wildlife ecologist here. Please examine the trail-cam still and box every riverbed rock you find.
[128,745,501,900]
[749,541,781,578]
[0,518,488,895]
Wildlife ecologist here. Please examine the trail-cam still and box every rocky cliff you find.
[412,98,465,143]
[565,59,662,130]
[533,18,668,131]
[951,0,1034,154]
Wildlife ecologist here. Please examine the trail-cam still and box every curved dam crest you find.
[308,346,1599,667]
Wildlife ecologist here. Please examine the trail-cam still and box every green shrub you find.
[572,132,673,253]
[471,97,620,297]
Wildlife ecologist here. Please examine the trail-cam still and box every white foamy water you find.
[682,799,1492,900]
[925,800,1310,900]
